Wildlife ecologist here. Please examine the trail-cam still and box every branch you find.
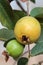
[16,0,27,13]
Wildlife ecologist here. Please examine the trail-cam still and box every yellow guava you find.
[14,16,41,45]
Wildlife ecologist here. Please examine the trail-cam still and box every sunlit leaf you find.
[30,7,43,18]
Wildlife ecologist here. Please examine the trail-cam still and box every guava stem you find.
[27,44,31,65]
[28,44,30,58]
[27,0,30,16]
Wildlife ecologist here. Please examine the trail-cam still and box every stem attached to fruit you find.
[28,44,30,58]
[27,0,30,15]
[27,44,31,65]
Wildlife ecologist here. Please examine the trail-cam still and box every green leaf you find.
[30,7,43,23]
[30,0,35,3]
[12,10,27,26]
[14,10,27,18]
[0,0,27,30]
[0,28,14,41]
[31,24,43,56]
[31,42,43,56]
[30,7,43,18]
[17,57,28,65]
[0,0,16,29]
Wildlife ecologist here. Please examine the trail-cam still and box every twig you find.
[21,50,29,56]
[28,44,30,58]
[27,44,31,65]
[16,0,27,13]
[27,0,30,15]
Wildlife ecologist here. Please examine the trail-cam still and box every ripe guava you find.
[14,16,41,45]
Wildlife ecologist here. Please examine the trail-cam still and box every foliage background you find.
[0,0,43,65]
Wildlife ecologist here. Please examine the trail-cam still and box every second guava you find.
[6,40,24,58]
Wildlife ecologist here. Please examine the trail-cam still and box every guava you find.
[6,40,24,58]
[14,16,41,45]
